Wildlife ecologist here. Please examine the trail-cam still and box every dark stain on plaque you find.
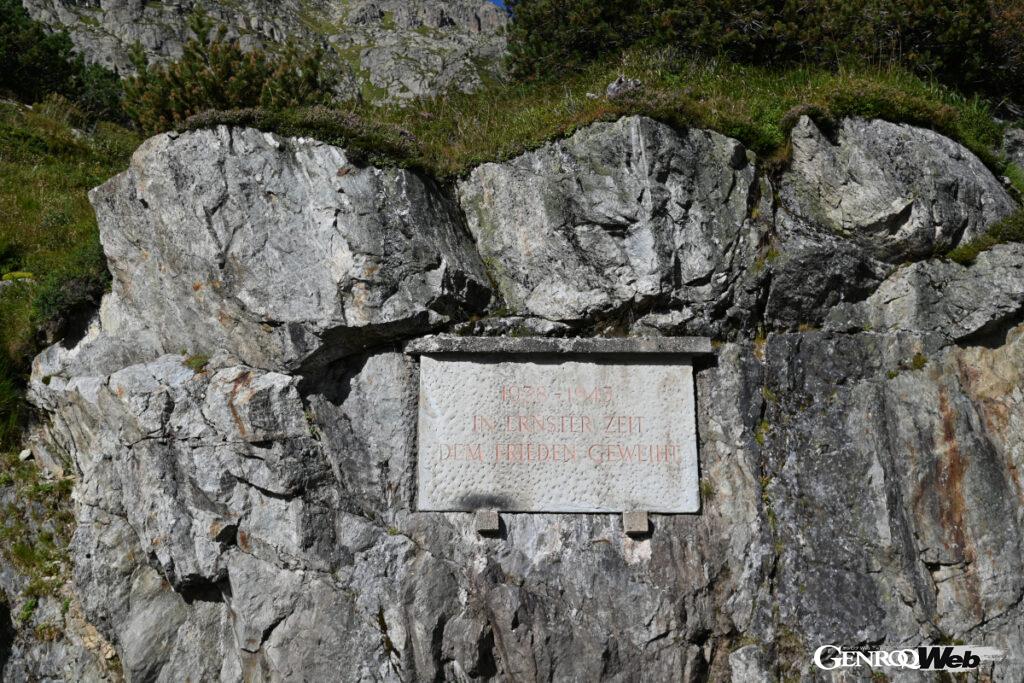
[458,493,516,510]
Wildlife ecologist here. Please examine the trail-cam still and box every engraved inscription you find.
[416,356,699,513]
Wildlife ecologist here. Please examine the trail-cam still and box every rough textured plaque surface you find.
[416,352,699,513]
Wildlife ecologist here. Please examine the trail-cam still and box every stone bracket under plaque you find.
[623,511,651,538]
[474,510,501,536]
[406,335,714,515]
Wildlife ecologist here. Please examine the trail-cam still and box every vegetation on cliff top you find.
[115,4,1017,179]
[124,12,341,134]
[1,0,1024,450]
[169,54,1011,182]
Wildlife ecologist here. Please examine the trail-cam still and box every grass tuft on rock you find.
[183,353,211,373]
[0,450,74,601]
[947,209,1024,265]
[182,106,420,169]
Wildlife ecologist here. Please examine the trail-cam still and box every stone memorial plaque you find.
[408,337,710,513]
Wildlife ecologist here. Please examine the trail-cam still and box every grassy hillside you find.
[0,99,138,444]
[504,0,1024,104]
[366,50,1012,177]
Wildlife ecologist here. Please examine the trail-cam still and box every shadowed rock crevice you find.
[179,579,231,606]
[955,302,1024,349]
[0,597,14,679]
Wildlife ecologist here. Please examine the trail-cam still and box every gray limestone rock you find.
[825,243,1024,345]
[1004,126,1024,172]
[764,208,894,330]
[458,115,763,333]
[605,75,642,99]
[782,116,1017,262]
[86,126,490,373]
[0,493,120,683]
[9,116,1024,681]
[728,645,770,682]
[755,327,1024,679]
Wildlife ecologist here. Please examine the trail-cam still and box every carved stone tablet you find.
[410,338,707,513]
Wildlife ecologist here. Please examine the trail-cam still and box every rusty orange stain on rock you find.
[937,388,968,554]
[217,308,233,328]
[955,350,1011,433]
[955,345,1023,507]
[936,387,985,621]
[227,371,252,438]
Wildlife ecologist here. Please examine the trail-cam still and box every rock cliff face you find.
[19,0,507,101]
[5,115,1024,681]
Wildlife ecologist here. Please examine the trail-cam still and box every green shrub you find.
[506,0,1024,101]
[506,0,646,78]
[74,62,126,122]
[124,11,341,135]
[0,0,80,103]
[947,209,1024,265]
[17,595,37,623]
[0,0,123,120]
[0,356,24,445]
[0,240,21,274]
